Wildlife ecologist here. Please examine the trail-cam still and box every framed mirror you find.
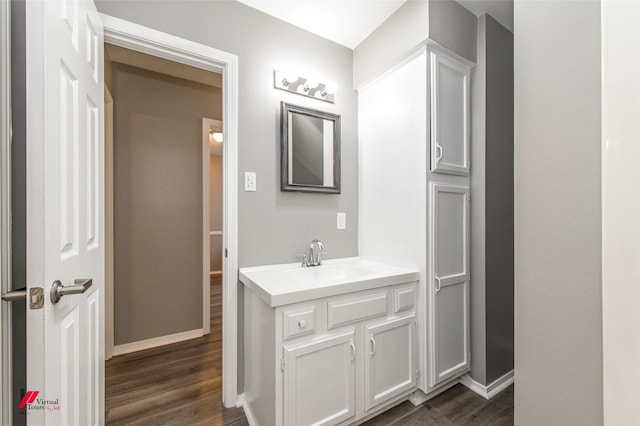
[281,102,341,193]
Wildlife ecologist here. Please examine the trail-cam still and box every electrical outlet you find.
[337,212,346,230]
[244,172,256,192]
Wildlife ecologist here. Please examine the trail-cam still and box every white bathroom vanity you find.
[240,258,421,425]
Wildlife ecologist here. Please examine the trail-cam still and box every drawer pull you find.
[370,336,376,356]
[298,320,306,329]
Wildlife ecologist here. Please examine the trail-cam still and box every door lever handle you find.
[1,288,27,302]
[50,279,93,304]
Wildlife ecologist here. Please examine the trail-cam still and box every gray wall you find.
[484,14,513,385]
[210,155,223,272]
[112,63,221,345]
[97,0,359,269]
[353,0,429,88]
[514,1,603,424]
[10,2,27,423]
[353,0,476,89]
[470,13,487,386]
[428,0,477,64]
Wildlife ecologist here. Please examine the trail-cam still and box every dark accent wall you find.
[484,15,514,384]
[10,1,27,424]
[470,14,514,386]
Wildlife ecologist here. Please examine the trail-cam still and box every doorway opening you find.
[102,15,240,411]
[103,43,237,422]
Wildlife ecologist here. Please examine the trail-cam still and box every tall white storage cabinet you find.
[359,45,472,395]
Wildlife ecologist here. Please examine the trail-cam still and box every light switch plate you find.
[337,212,346,230]
[244,172,256,192]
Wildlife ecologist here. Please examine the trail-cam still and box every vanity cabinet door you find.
[429,184,471,387]
[283,331,356,426]
[429,49,471,176]
[364,315,417,411]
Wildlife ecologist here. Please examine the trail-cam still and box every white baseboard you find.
[240,394,259,426]
[113,328,204,356]
[210,270,222,276]
[460,370,514,400]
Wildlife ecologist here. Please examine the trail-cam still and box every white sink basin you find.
[239,257,420,307]
[283,263,376,283]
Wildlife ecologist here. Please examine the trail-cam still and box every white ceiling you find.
[236,0,407,49]
[236,0,513,49]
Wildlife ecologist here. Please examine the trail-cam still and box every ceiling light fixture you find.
[209,130,223,143]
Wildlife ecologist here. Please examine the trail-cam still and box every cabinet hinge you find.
[225,248,228,258]
[280,357,285,372]
[467,194,471,202]
[468,160,471,170]
[415,369,420,381]
[414,320,418,329]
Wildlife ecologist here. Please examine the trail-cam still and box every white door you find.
[363,315,416,411]
[283,331,356,426]
[429,49,470,176]
[428,184,470,387]
[25,0,104,424]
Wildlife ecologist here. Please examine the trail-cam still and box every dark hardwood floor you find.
[362,384,514,425]
[106,275,513,425]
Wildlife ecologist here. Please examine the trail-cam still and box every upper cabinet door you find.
[429,49,471,176]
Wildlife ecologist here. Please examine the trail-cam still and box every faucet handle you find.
[296,253,308,267]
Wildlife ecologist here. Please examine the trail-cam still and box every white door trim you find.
[101,14,240,407]
[201,117,222,335]
[104,86,114,360]
[0,0,12,423]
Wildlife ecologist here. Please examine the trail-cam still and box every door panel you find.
[429,184,470,387]
[26,0,104,424]
[364,315,416,411]
[284,332,356,426]
[429,50,470,176]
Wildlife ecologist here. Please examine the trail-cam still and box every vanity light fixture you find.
[274,69,336,103]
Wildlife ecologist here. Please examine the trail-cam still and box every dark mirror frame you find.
[280,102,341,194]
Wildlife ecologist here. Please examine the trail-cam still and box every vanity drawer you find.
[327,292,388,330]
[394,286,416,313]
[283,306,316,340]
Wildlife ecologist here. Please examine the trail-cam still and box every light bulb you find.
[212,132,223,143]
[324,81,338,95]
[285,71,299,85]
[305,79,319,89]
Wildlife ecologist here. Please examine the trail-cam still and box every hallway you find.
[105,275,247,425]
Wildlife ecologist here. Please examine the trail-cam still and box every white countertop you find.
[239,257,420,307]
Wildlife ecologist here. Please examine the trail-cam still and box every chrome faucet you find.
[297,239,326,267]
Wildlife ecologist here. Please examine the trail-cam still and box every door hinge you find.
[29,287,44,309]
[280,357,285,372]
[225,248,228,258]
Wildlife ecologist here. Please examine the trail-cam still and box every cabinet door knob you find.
[349,340,356,362]
[436,144,443,163]
[298,320,306,329]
